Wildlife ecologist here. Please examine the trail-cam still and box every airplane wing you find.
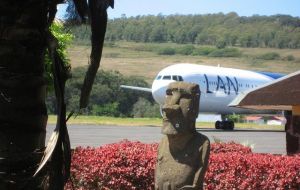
[120,85,152,93]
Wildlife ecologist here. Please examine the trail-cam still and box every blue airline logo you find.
[204,74,239,95]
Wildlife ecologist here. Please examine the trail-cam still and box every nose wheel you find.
[215,120,234,130]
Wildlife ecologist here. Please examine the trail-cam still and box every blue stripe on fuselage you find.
[256,71,285,79]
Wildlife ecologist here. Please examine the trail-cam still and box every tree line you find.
[67,13,300,49]
[46,67,160,118]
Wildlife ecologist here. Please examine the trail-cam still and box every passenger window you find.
[163,75,171,80]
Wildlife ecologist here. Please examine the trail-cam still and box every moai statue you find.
[155,82,210,190]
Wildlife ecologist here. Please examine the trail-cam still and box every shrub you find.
[257,52,280,60]
[210,141,252,154]
[175,45,195,55]
[208,48,242,57]
[282,55,295,61]
[205,153,300,189]
[131,98,161,118]
[226,114,244,123]
[132,44,158,52]
[157,47,176,55]
[45,22,73,90]
[67,140,158,190]
[91,102,120,117]
[66,141,300,190]
[216,40,226,49]
[192,47,216,56]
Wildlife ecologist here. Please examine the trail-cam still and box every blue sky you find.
[57,0,300,19]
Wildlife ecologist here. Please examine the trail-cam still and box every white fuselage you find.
[151,64,280,114]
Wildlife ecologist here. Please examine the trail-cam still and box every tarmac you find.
[46,124,286,154]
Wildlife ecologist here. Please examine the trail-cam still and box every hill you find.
[67,42,300,83]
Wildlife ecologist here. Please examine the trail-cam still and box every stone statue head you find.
[162,82,200,135]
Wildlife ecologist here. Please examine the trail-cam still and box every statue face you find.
[162,84,198,135]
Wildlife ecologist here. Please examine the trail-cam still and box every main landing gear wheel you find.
[215,120,234,130]
[215,121,221,129]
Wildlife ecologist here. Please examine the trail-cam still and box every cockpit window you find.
[161,75,183,81]
[172,75,178,81]
[156,75,162,80]
[163,75,171,80]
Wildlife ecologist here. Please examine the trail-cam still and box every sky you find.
[58,0,300,19]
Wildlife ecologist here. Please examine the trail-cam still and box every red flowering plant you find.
[210,141,252,154]
[66,140,158,190]
[205,153,300,189]
[66,141,300,190]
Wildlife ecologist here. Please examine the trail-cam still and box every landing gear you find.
[215,121,221,129]
[215,115,234,130]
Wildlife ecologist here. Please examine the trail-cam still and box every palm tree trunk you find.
[0,0,48,189]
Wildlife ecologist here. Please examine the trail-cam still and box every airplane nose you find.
[151,80,170,105]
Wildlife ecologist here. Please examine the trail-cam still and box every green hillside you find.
[67,42,300,83]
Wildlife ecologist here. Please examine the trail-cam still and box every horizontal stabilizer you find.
[120,85,152,93]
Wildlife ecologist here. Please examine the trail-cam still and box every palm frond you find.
[72,0,89,22]
[79,0,114,109]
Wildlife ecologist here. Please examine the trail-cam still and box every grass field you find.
[48,115,284,130]
[67,41,300,83]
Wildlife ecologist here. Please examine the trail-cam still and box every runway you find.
[46,124,286,154]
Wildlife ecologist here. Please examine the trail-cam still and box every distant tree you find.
[132,98,161,118]
[149,25,166,42]
[96,14,300,48]
[53,68,153,117]
[216,38,227,49]
[226,114,244,123]
[173,28,187,43]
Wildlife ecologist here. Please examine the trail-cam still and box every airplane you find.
[121,63,284,129]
